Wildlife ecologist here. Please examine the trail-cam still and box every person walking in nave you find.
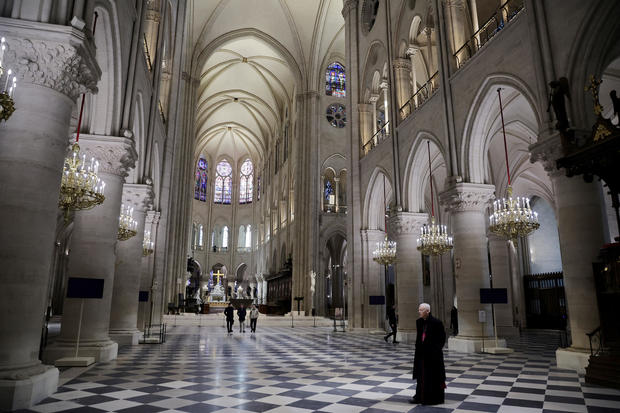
[224,302,235,334]
[238,304,247,333]
[250,304,259,333]
[410,303,446,405]
[384,304,399,343]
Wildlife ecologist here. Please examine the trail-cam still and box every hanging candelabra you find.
[118,204,138,241]
[143,230,154,256]
[58,13,105,219]
[488,88,539,241]
[373,175,397,265]
[417,141,453,256]
[0,37,18,122]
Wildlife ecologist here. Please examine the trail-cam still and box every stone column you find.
[44,134,137,363]
[388,212,427,343]
[0,23,99,410]
[358,103,373,149]
[406,46,420,105]
[380,80,390,136]
[109,184,154,345]
[393,58,412,119]
[360,229,386,330]
[334,177,340,212]
[444,0,468,55]
[440,183,505,352]
[531,133,605,373]
[369,94,379,139]
[138,210,160,329]
[488,234,518,336]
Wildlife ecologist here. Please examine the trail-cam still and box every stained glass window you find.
[325,180,334,201]
[257,176,261,201]
[214,160,232,204]
[194,158,207,201]
[326,104,346,128]
[239,159,254,204]
[326,62,346,97]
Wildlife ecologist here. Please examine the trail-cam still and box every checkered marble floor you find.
[20,326,620,413]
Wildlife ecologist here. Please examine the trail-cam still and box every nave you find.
[20,327,620,413]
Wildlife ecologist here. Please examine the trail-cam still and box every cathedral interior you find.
[1,0,620,412]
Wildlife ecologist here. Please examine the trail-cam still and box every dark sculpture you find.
[548,77,571,132]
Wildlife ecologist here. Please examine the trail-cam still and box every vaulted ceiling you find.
[190,0,345,164]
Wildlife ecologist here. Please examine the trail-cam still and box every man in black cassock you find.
[410,303,446,405]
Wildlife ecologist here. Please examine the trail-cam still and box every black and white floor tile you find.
[20,326,620,413]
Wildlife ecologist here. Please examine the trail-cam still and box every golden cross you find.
[213,270,224,285]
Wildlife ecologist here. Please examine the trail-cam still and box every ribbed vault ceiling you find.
[190,0,345,163]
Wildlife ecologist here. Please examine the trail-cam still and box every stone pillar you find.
[137,210,160,329]
[0,25,99,410]
[109,184,154,345]
[388,212,427,342]
[488,234,518,336]
[334,177,340,212]
[360,230,386,330]
[440,183,505,352]
[44,134,137,363]
[358,103,373,149]
[406,45,420,105]
[444,0,468,55]
[393,58,412,119]
[531,133,605,373]
[370,95,379,139]
[380,80,390,136]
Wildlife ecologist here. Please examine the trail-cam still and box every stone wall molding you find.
[76,134,138,178]
[0,17,100,100]
[122,184,154,212]
[439,182,495,212]
[387,212,429,235]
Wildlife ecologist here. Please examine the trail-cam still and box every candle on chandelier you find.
[4,69,11,92]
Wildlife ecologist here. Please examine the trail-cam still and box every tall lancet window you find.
[194,157,208,201]
[222,226,229,249]
[239,158,254,204]
[325,62,346,97]
[214,160,232,204]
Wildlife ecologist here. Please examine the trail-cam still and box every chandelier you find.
[373,175,397,265]
[373,235,397,265]
[59,142,106,218]
[143,230,154,256]
[417,141,453,256]
[118,204,138,241]
[0,37,17,122]
[58,14,105,219]
[488,88,539,241]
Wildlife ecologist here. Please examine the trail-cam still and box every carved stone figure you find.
[547,77,571,132]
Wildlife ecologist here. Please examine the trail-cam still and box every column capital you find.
[379,79,389,90]
[529,132,565,177]
[1,17,100,101]
[392,58,412,70]
[146,210,161,226]
[77,134,138,178]
[406,44,421,57]
[342,0,359,17]
[387,212,428,235]
[295,90,320,102]
[358,103,373,113]
[122,184,154,212]
[444,0,466,10]
[439,182,495,212]
[369,94,380,103]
